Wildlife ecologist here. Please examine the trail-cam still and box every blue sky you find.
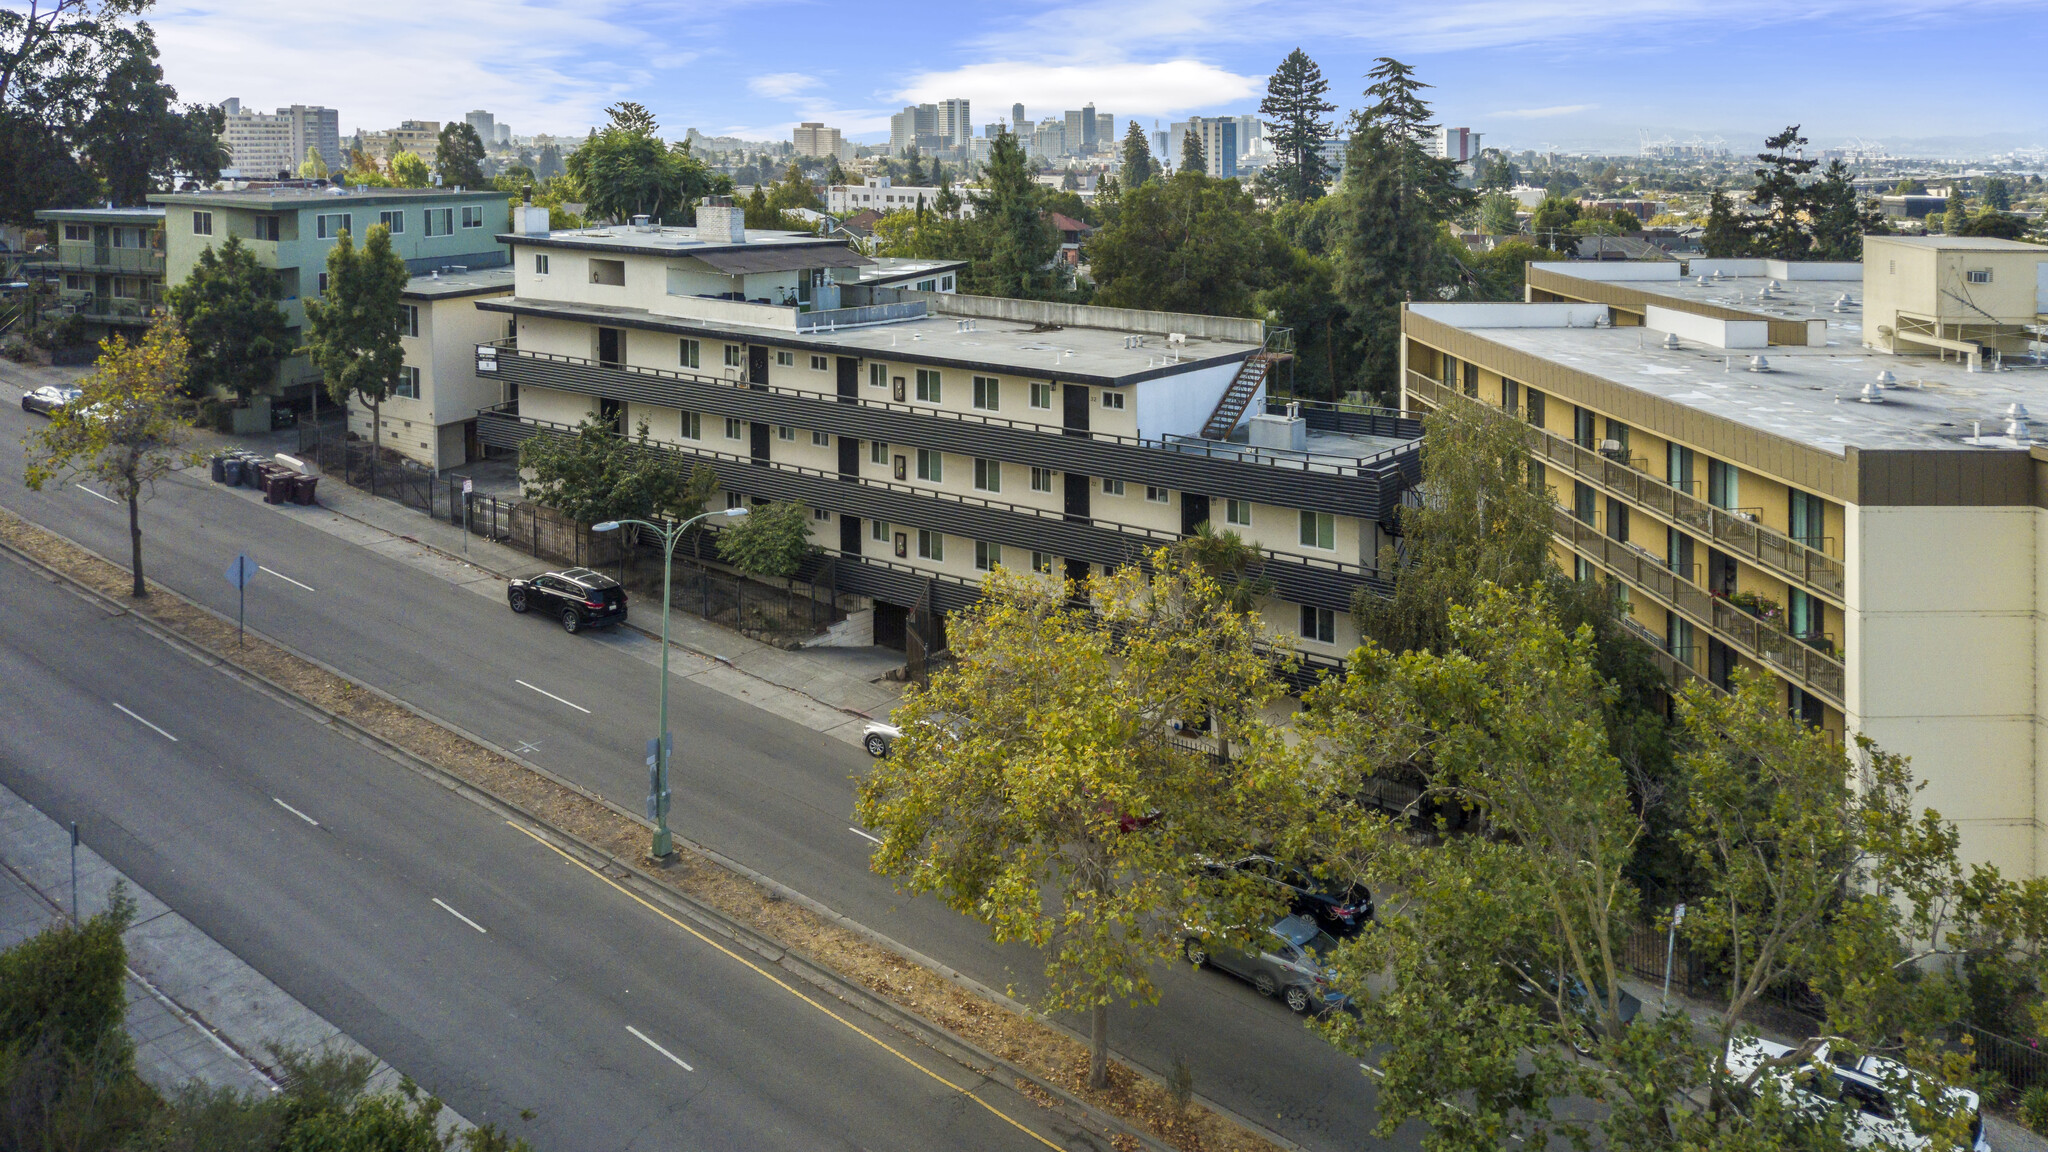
[140,0,2048,155]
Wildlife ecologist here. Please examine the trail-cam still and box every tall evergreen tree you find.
[1257,48,1337,203]
[1333,58,1472,399]
[434,121,487,188]
[1179,126,1206,176]
[1119,120,1156,187]
[1701,188,1747,257]
[1807,159,1886,259]
[304,225,408,497]
[166,235,291,402]
[969,129,1059,299]
[1745,125,1818,259]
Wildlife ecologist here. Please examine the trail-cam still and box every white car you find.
[860,720,900,758]
[1724,1036,1989,1151]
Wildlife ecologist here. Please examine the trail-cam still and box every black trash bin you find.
[289,474,315,505]
[298,475,320,506]
[222,457,244,486]
[209,454,226,483]
[241,456,266,488]
[262,470,288,504]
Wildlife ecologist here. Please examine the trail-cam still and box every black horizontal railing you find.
[482,342,1421,521]
[477,406,1386,613]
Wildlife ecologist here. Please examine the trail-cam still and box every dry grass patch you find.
[0,507,1289,1152]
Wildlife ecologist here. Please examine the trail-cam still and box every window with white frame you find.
[918,529,944,560]
[813,506,831,522]
[915,368,941,402]
[777,425,794,441]
[916,448,943,482]
[1300,509,1335,550]
[1145,485,1170,504]
[1226,499,1252,527]
[1967,269,1993,284]
[679,338,699,369]
[394,365,421,399]
[776,350,795,367]
[680,411,701,440]
[423,208,452,236]
[869,363,889,388]
[973,458,1000,492]
[724,345,743,368]
[975,541,1002,571]
[62,274,88,292]
[812,431,830,447]
[1031,551,1054,575]
[941,274,955,291]
[1299,604,1335,644]
[972,375,1000,411]
[915,278,937,292]
[252,215,280,241]
[726,491,743,509]
[810,355,828,371]
[62,223,88,241]
[398,304,419,337]
[1029,381,1053,409]
[1102,477,1125,496]
[315,213,350,239]
[192,211,213,236]
[1030,467,1053,493]
[870,440,889,465]
[1101,390,1125,410]
[871,519,890,542]
[535,253,550,275]
[460,205,484,228]
[724,417,743,440]
[379,210,406,234]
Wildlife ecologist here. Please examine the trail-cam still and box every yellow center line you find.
[503,820,1062,1150]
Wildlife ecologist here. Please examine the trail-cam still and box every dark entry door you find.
[749,421,769,462]
[839,514,861,556]
[597,327,622,366]
[1181,494,1210,536]
[837,357,859,403]
[748,345,769,389]
[1061,381,1089,436]
[837,436,859,479]
[1063,473,1091,523]
[599,397,623,435]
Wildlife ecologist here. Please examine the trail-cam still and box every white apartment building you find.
[348,266,515,470]
[826,178,970,217]
[471,204,1420,665]
[1427,127,1483,162]
[221,99,341,177]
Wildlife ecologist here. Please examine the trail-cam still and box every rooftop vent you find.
[1832,293,1854,312]
[1875,369,1897,389]
[1662,332,1681,350]
[2007,403,2031,441]
[1857,381,1885,403]
[630,214,654,231]
[1747,355,1771,373]
[1696,275,1707,286]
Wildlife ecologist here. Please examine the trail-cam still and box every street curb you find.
[0,525,1219,1152]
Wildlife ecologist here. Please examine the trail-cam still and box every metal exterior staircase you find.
[1200,353,1273,441]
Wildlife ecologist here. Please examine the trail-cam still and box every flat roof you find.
[859,257,968,284]
[480,297,1259,387]
[150,188,507,208]
[1639,272,1861,320]
[499,225,858,261]
[1415,302,2048,455]
[403,265,514,300]
[35,207,165,222]
[1869,236,2048,253]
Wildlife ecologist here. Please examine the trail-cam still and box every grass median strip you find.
[0,504,1289,1152]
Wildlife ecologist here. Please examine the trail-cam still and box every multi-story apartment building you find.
[221,100,342,177]
[793,122,847,160]
[360,120,442,163]
[349,266,514,470]
[825,178,972,217]
[1426,127,1482,162]
[29,207,166,341]
[148,188,512,408]
[1400,239,2048,879]
[471,204,1420,663]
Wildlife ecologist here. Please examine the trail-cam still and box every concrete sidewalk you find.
[0,780,467,1126]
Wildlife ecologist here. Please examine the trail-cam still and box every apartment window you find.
[1032,551,1054,575]
[941,275,955,291]
[1966,269,1993,284]
[1462,362,1479,398]
[1604,420,1630,454]
[679,338,700,369]
[1526,388,1546,428]
[315,212,350,239]
[62,223,87,241]
[1299,510,1335,550]
[394,365,421,399]
[810,355,828,371]
[397,304,419,337]
[726,491,743,509]
[1022,381,1052,410]
[915,368,942,402]
[777,425,795,441]
[589,259,625,286]
[1707,459,1738,510]
[1668,527,1695,581]
[253,215,281,241]
[62,274,88,291]
[1299,604,1335,644]
[915,278,938,292]
[535,253,551,275]
[1144,485,1170,504]
[1225,499,1252,527]
[1606,498,1629,543]
[379,209,406,234]
[723,417,743,440]
[972,375,1000,411]
[871,519,890,542]
[869,363,889,388]
[192,211,213,236]
[975,541,1002,571]
[1102,477,1125,496]
[724,345,743,368]
[460,205,485,228]
[812,431,831,447]
[1667,444,1696,494]
[1573,405,1597,449]
[1440,354,1457,386]
[1574,481,1598,525]
[316,272,328,295]
[813,506,832,522]
[680,411,701,440]
[916,448,943,482]
[1788,488,1825,550]
[1790,589,1821,643]
[1030,467,1054,493]
[423,208,452,236]
[918,529,945,561]
[777,350,795,367]
[974,458,1001,492]
[1501,379,1520,415]
[870,439,889,465]
[1101,391,1125,410]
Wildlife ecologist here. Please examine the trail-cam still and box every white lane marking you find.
[514,679,591,714]
[273,798,320,827]
[848,826,881,845]
[75,484,117,504]
[260,566,316,593]
[111,702,178,742]
[626,1026,694,1072]
[432,898,487,934]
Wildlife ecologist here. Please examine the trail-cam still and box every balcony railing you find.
[1618,615,1712,692]
[34,247,166,275]
[1406,371,1846,602]
[1553,506,1844,707]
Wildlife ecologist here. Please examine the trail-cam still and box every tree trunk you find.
[369,395,380,498]
[1089,1002,1109,1089]
[126,484,146,598]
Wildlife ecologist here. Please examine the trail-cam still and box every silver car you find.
[21,385,81,416]
[1183,915,1350,1014]
[1725,1036,1990,1151]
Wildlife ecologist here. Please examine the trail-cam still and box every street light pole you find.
[593,506,749,859]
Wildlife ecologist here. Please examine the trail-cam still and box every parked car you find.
[21,385,81,416]
[507,568,627,633]
[861,720,900,757]
[1724,1036,1990,1152]
[1203,854,1374,936]
[1513,965,1642,1053]
[1182,915,1350,1014]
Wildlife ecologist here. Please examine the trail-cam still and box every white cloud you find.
[749,73,822,99]
[897,59,1260,122]
[1490,104,1599,119]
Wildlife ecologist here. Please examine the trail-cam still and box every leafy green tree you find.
[1808,159,1887,259]
[900,145,926,185]
[1333,58,1473,398]
[518,417,717,529]
[1168,521,1273,612]
[390,149,430,188]
[1479,191,1520,236]
[1179,126,1205,175]
[1983,176,2012,212]
[304,225,408,497]
[968,128,1060,299]
[1256,243,1346,397]
[1942,189,1969,235]
[1463,237,1547,300]
[567,102,726,225]
[856,554,1301,1088]
[298,146,328,180]
[0,887,135,1059]
[1257,48,1337,203]
[932,169,961,217]
[716,499,811,579]
[1892,177,1926,196]
[1118,120,1156,188]
[824,154,847,185]
[78,30,224,202]
[1701,188,1747,257]
[1957,210,2031,240]
[766,160,822,213]
[23,316,195,597]
[435,121,487,188]
[166,235,291,403]
[1529,194,1580,250]
[1085,169,1289,316]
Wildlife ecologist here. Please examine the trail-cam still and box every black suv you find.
[1204,854,1374,937]
[508,568,627,633]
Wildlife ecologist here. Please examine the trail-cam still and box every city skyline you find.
[139,0,2047,157]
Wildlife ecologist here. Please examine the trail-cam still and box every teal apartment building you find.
[29,206,167,343]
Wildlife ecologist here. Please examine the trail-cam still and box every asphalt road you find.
[0,386,1398,1149]
[0,552,1090,1151]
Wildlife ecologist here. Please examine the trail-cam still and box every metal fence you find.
[1954,1022,2048,1097]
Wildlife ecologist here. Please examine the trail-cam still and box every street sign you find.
[224,553,258,645]
[462,478,473,494]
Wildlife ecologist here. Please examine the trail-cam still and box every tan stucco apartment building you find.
[1401,237,2048,878]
